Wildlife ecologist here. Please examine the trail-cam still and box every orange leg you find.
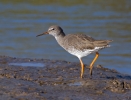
[89,52,99,76]
[79,58,84,78]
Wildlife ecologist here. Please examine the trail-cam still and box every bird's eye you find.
[52,28,54,30]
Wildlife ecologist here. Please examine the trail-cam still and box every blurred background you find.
[0,0,131,74]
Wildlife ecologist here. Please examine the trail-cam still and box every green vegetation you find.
[0,0,130,7]
[1,0,131,12]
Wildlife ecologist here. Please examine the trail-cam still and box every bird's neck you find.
[55,32,65,40]
[55,32,65,46]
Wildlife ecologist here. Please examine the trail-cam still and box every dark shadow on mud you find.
[116,75,131,80]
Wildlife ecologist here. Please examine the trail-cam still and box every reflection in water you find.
[9,63,45,67]
[69,80,95,86]
[0,1,131,74]
[69,81,83,86]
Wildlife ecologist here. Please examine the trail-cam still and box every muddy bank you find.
[0,55,131,100]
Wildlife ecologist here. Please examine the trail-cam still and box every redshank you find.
[36,25,113,78]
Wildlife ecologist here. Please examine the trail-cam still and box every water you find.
[0,1,131,75]
[9,62,45,67]
[69,82,82,86]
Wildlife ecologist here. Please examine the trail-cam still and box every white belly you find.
[66,47,103,59]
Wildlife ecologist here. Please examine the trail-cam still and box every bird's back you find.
[61,33,95,51]
[61,33,112,51]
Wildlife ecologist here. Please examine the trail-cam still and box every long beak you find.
[36,32,48,37]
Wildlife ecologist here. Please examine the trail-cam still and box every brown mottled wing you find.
[93,40,113,47]
[63,33,95,51]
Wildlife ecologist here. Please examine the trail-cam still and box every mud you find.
[0,55,131,100]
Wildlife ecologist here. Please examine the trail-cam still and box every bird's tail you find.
[93,40,113,47]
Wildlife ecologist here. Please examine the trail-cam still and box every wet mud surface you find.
[0,55,131,100]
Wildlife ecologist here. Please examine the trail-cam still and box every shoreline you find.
[0,55,131,100]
